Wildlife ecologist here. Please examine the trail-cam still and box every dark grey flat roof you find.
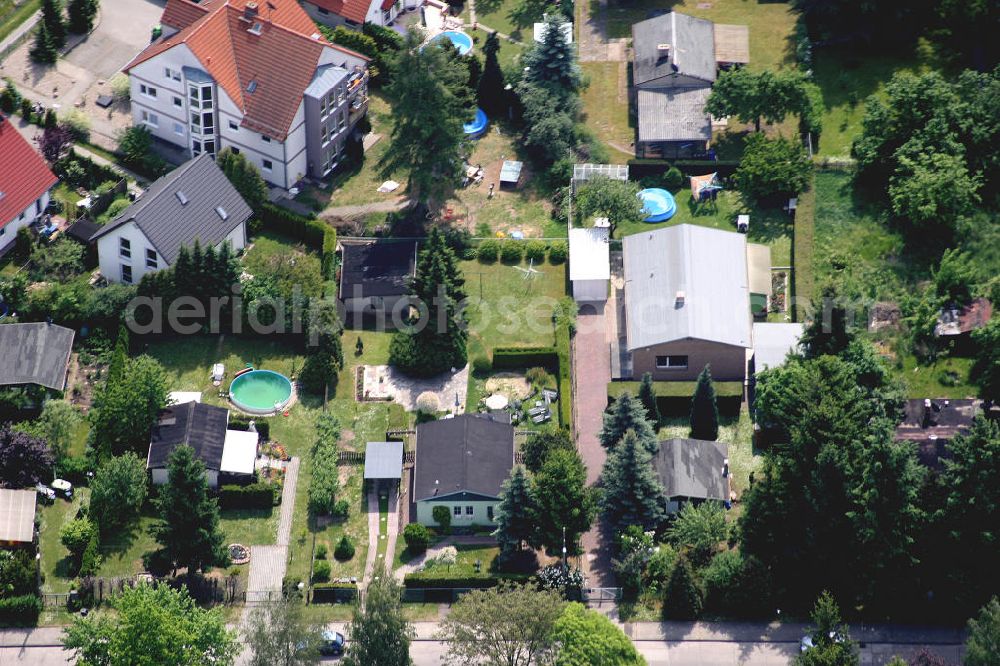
[0,322,75,390]
[637,87,712,143]
[413,414,514,501]
[364,441,404,479]
[632,11,716,86]
[653,438,729,501]
[91,153,252,265]
[339,240,418,300]
[147,401,229,471]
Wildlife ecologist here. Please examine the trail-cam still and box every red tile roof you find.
[0,117,58,229]
[126,0,369,140]
[307,0,370,24]
[161,0,210,30]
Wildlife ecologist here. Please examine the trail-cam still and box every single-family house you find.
[124,0,370,188]
[412,414,514,527]
[301,0,417,30]
[652,438,730,514]
[338,239,417,326]
[147,401,258,488]
[569,227,610,303]
[0,322,75,392]
[895,398,983,468]
[91,153,252,285]
[0,115,58,256]
[0,489,37,548]
[630,11,748,158]
[620,224,752,381]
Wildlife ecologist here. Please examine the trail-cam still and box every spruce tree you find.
[67,0,96,34]
[663,554,702,620]
[637,372,660,427]
[467,54,482,95]
[599,392,658,454]
[689,365,719,441]
[524,15,579,97]
[477,31,506,117]
[30,21,59,64]
[388,227,467,376]
[40,0,67,49]
[493,466,535,558]
[600,430,666,534]
[151,445,225,574]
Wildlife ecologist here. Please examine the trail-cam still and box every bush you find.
[141,548,173,576]
[500,241,523,264]
[78,532,101,577]
[0,595,42,626]
[403,573,513,588]
[315,543,328,560]
[60,517,96,559]
[331,499,350,519]
[312,559,332,582]
[100,197,131,222]
[524,240,548,262]
[492,347,558,370]
[334,535,356,561]
[472,355,492,374]
[663,166,684,190]
[432,505,452,534]
[60,110,91,141]
[218,483,275,510]
[403,523,431,552]
[55,455,91,484]
[548,241,568,264]
[110,73,131,101]
[282,576,304,600]
[477,239,500,262]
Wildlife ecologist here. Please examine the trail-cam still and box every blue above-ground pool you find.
[638,188,677,222]
[463,107,488,139]
[230,369,293,415]
[430,30,474,56]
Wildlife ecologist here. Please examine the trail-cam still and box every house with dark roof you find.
[147,401,259,488]
[123,0,370,188]
[339,240,417,326]
[619,224,752,382]
[0,115,58,255]
[630,11,748,158]
[652,438,731,513]
[0,323,75,391]
[91,154,251,285]
[412,414,514,527]
[894,398,983,468]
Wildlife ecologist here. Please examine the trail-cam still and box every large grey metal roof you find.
[632,11,716,86]
[752,323,803,372]
[622,224,751,351]
[364,441,404,480]
[653,438,729,502]
[304,64,349,99]
[637,88,712,143]
[0,489,36,543]
[91,153,252,265]
[0,322,74,390]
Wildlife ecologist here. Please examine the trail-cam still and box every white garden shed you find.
[569,227,611,302]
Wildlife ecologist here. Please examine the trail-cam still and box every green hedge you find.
[403,574,500,589]
[259,203,336,291]
[219,483,276,510]
[0,595,41,626]
[227,416,270,442]
[311,582,358,604]
[607,381,743,417]
[492,347,558,370]
[554,325,572,427]
[321,228,338,280]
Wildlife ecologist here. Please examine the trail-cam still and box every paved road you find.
[63,0,164,79]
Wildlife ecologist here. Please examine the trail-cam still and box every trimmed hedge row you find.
[492,347,558,370]
[259,204,337,284]
[218,483,276,510]
[607,380,743,417]
[554,324,572,427]
[402,573,534,588]
[311,582,358,604]
[0,595,42,626]
[227,416,270,442]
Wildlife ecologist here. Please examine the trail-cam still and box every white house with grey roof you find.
[620,224,752,382]
[92,153,251,285]
[631,11,748,158]
[652,438,731,513]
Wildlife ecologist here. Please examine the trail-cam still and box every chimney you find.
[675,290,685,307]
[244,2,259,19]
[656,43,671,60]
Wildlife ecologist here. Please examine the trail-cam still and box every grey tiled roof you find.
[413,414,514,501]
[632,11,716,86]
[91,153,252,265]
[653,438,729,502]
[637,87,712,143]
[147,401,229,471]
[0,322,74,390]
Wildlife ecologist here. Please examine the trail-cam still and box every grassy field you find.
[0,0,40,49]
[462,258,568,364]
[580,61,634,162]
[895,354,978,399]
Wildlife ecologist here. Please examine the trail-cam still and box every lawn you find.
[580,61,634,163]
[38,493,88,594]
[612,188,793,269]
[461,258,568,364]
[895,354,979,399]
[393,535,500,577]
[0,0,40,50]
[444,127,563,238]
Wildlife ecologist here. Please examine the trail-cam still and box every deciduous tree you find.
[551,602,645,665]
[575,176,644,233]
[972,318,1000,404]
[299,299,344,395]
[88,452,148,532]
[0,426,54,487]
[733,133,811,201]
[244,599,326,666]
[531,449,595,555]
[521,426,573,473]
[793,592,859,666]
[667,502,727,565]
[343,575,413,666]
[91,355,168,458]
[964,597,1000,666]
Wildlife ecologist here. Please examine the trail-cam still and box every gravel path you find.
[360,487,380,588]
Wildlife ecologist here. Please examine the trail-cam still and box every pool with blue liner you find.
[638,188,677,222]
[430,30,473,56]
[463,107,488,138]
[230,369,293,415]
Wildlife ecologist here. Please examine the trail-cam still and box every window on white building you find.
[119,238,131,259]
[465,506,473,516]
[139,84,157,98]
[262,159,273,171]
[229,120,238,131]
[164,68,181,81]
[173,96,183,108]
[453,506,461,516]
[261,134,270,143]
[121,264,133,284]
[146,249,158,269]
[173,122,184,136]
[140,110,158,128]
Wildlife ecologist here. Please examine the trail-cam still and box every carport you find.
[364,441,404,494]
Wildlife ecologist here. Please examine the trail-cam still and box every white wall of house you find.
[0,190,50,253]
[416,499,497,527]
[128,45,204,147]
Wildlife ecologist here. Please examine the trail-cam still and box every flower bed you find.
[229,544,251,565]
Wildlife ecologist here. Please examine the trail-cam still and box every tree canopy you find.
[600,430,666,535]
[88,452,148,533]
[733,133,812,202]
[343,575,413,666]
[531,449,596,555]
[0,426,54,487]
[551,603,646,666]
[689,365,719,441]
[599,392,658,454]
[575,177,644,232]
[521,426,574,473]
[244,599,326,666]
[91,355,169,459]
[494,465,536,558]
[216,147,268,210]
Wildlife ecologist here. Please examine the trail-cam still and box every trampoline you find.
[463,107,488,139]
[638,188,677,222]
[429,30,474,56]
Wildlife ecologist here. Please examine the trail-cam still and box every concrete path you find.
[276,457,299,547]
[382,490,400,575]
[360,487,380,587]
[0,10,39,59]
[242,456,299,596]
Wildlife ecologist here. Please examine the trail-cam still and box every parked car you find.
[319,630,345,656]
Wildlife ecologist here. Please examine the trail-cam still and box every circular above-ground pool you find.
[430,30,474,56]
[638,188,677,222]
[230,370,293,415]
[463,107,488,139]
